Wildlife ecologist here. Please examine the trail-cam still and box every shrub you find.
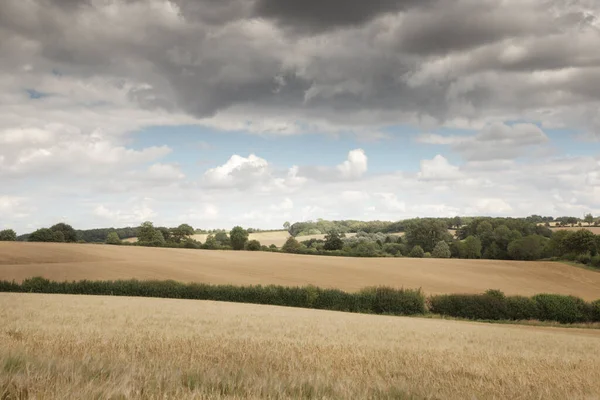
[575,252,592,265]
[230,226,248,250]
[429,291,508,320]
[505,295,538,320]
[382,243,403,256]
[282,237,302,253]
[0,229,17,241]
[590,255,600,269]
[431,241,451,258]
[532,294,589,323]
[245,240,261,251]
[409,245,424,258]
[0,278,426,317]
[106,232,121,245]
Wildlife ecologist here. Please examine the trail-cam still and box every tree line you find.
[2,215,599,269]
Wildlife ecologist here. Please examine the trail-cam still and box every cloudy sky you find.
[1,0,600,233]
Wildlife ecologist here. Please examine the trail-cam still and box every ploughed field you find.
[1,293,600,399]
[1,242,599,300]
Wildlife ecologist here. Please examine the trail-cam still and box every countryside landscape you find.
[3,0,600,398]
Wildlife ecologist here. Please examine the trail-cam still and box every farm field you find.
[2,293,600,399]
[122,231,375,246]
[1,242,599,300]
[550,226,600,234]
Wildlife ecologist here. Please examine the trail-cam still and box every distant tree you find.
[52,230,65,243]
[405,219,452,253]
[452,216,463,229]
[106,232,121,245]
[230,226,249,250]
[383,243,404,256]
[214,231,231,247]
[564,229,598,255]
[283,221,291,232]
[49,223,77,242]
[409,245,425,258]
[507,235,549,261]
[432,241,451,258]
[156,227,172,242]
[459,236,482,259]
[323,230,344,251]
[282,237,302,253]
[0,229,17,241]
[171,224,195,243]
[138,222,158,243]
[584,214,595,226]
[245,239,261,251]
[29,228,55,242]
[269,244,278,250]
[203,234,219,250]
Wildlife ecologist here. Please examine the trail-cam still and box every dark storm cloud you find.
[252,0,431,31]
[1,0,599,134]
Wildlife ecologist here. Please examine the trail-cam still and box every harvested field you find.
[2,293,600,399]
[1,242,599,299]
[550,226,600,234]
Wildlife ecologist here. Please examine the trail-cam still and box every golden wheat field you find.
[1,242,599,300]
[122,231,370,246]
[2,293,600,399]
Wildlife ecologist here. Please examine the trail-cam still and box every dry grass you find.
[2,293,600,399]
[550,226,600,234]
[122,231,405,246]
[1,242,599,300]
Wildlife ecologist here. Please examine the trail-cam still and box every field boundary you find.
[1,277,598,326]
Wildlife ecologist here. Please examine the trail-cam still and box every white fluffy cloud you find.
[417,155,463,181]
[337,149,368,179]
[203,154,270,187]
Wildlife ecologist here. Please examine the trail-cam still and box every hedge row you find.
[2,278,598,324]
[429,290,600,324]
[0,277,425,316]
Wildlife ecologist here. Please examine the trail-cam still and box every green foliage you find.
[105,232,121,245]
[229,226,249,250]
[564,229,598,255]
[52,230,65,243]
[458,236,482,259]
[349,241,382,257]
[1,277,426,317]
[0,229,17,241]
[49,223,77,242]
[282,237,302,253]
[28,228,55,242]
[404,219,452,253]
[507,235,549,260]
[532,294,591,324]
[245,239,261,251]
[323,230,344,251]
[409,245,425,258]
[170,224,194,243]
[214,231,231,247]
[202,235,219,250]
[584,213,595,226]
[138,222,158,243]
[431,241,451,258]
[429,290,599,324]
[382,243,404,256]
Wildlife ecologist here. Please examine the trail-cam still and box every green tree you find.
[507,235,548,260]
[49,223,77,242]
[383,243,404,256]
[52,230,65,242]
[459,236,482,259]
[203,234,219,250]
[230,226,249,250]
[409,245,425,258]
[138,221,158,243]
[245,239,261,251]
[452,216,463,229]
[432,241,451,258]
[584,213,595,226]
[323,230,344,251]
[283,221,291,232]
[282,237,302,253]
[405,219,452,253]
[564,229,598,255]
[29,228,54,242]
[214,231,231,247]
[0,229,17,241]
[106,232,121,245]
[171,223,194,243]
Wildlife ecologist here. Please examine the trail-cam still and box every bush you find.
[429,290,509,320]
[282,237,302,253]
[575,252,592,265]
[505,295,538,320]
[532,294,589,323]
[106,232,121,245]
[245,240,261,251]
[0,278,426,317]
[0,229,17,241]
[591,255,600,269]
[382,243,403,256]
[431,241,451,258]
[409,245,425,258]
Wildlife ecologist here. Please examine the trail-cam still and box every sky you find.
[1,0,600,234]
